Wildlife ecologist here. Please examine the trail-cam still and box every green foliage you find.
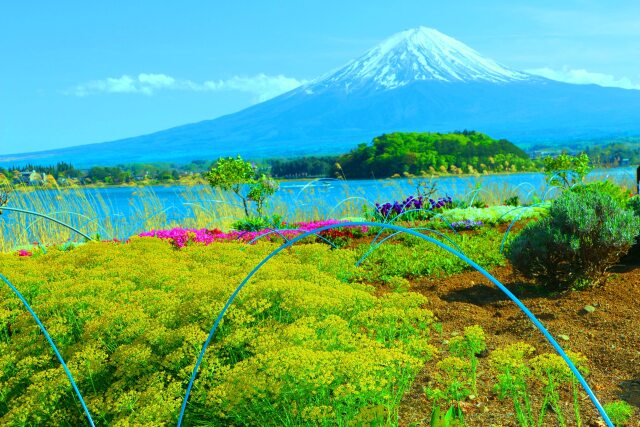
[247,176,279,216]
[424,357,472,425]
[489,343,536,426]
[569,180,630,207]
[206,156,280,217]
[429,404,465,427]
[358,229,506,282]
[0,238,436,425]
[504,195,520,207]
[438,205,547,226]
[603,401,635,426]
[543,153,590,188]
[507,189,640,290]
[206,155,255,192]
[231,214,284,232]
[626,195,640,218]
[448,325,486,394]
[584,140,640,167]
[337,131,536,179]
[488,343,590,427]
[529,352,589,427]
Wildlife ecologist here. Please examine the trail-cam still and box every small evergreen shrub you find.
[569,180,629,207]
[627,195,640,218]
[506,189,640,290]
[231,214,283,231]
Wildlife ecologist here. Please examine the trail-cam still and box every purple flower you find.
[451,220,484,230]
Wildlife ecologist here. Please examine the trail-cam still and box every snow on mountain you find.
[3,26,640,167]
[309,26,532,91]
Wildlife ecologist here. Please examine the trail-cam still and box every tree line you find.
[335,131,538,179]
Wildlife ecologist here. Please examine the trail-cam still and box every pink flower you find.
[18,249,32,257]
[138,220,368,248]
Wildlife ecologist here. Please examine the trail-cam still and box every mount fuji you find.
[4,27,640,166]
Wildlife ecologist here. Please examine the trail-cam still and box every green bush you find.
[627,195,640,218]
[506,189,640,290]
[231,214,283,231]
[569,180,629,207]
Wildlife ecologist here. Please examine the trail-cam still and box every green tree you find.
[336,131,535,179]
[543,153,590,188]
[206,156,279,217]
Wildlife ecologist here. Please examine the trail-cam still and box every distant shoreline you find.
[6,165,636,193]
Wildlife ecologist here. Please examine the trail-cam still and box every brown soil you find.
[397,261,640,427]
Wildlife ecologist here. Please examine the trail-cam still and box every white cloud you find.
[527,66,640,90]
[202,74,306,102]
[71,73,307,101]
[138,73,176,88]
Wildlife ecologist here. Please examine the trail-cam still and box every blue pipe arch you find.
[0,218,615,426]
[177,221,614,427]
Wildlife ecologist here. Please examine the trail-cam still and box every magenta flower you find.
[138,220,368,248]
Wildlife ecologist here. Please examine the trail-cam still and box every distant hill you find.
[3,26,640,167]
[337,131,535,178]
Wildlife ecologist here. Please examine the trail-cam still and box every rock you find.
[583,305,596,313]
[558,334,570,341]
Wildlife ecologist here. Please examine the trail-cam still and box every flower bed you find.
[138,220,369,248]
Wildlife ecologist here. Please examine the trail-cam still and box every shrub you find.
[569,180,629,207]
[231,214,283,232]
[504,195,520,207]
[627,195,640,218]
[506,189,640,290]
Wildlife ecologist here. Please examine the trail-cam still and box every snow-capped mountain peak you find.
[311,26,531,90]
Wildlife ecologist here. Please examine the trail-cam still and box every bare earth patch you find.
[398,262,640,426]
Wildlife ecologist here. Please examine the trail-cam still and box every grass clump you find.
[603,400,635,426]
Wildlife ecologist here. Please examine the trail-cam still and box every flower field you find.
[0,238,438,425]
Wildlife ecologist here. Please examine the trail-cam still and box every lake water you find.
[3,167,636,246]
[19,167,639,219]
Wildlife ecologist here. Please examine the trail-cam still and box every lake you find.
[2,167,636,247]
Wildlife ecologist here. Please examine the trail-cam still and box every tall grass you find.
[1,168,634,252]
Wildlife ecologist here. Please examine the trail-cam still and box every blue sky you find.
[2,0,640,154]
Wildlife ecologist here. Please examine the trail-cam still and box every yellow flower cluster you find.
[0,238,436,425]
[529,350,590,384]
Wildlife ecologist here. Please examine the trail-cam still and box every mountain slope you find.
[3,27,640,167]
[311,27,532,91]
